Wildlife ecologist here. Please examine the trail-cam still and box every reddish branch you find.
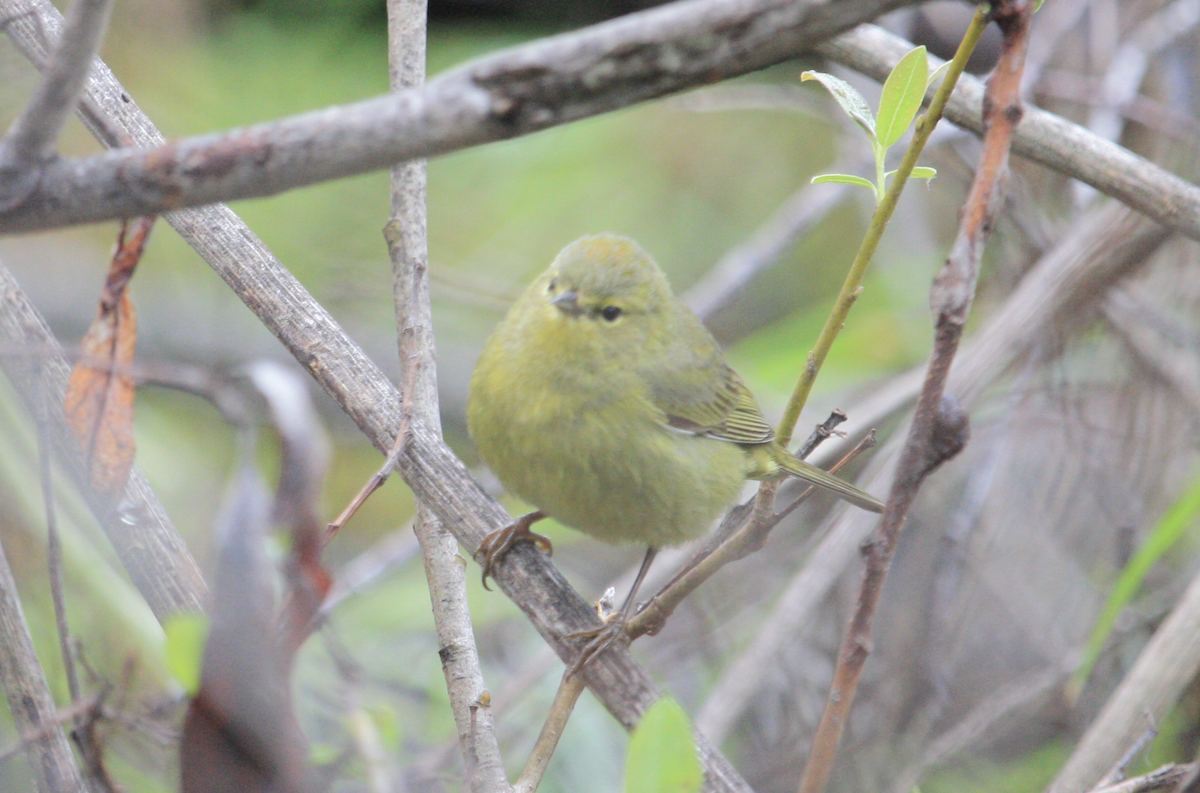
[795,3,1034,793]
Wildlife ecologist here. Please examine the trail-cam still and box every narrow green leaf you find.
[164,612,210,696]
[625,697,703,793]
[876,46,929,149]
[927,61,952,89]
[1069,470,1200,701]
[812,173,876,191]
[801,70,876,141]
[910,166,938,179]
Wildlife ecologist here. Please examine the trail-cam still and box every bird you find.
[467,234,883,673]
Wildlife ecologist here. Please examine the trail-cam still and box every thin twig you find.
[0,692,103,765]
[797,4,1031,792]
[1098,722,1160,789]
[513,672,586,793]
[36,373,79,703]
[1091,763,1193,793]
[324,350,420,543]
[628,428,877,641]
[776,6,990,448]
[0,0,113,177]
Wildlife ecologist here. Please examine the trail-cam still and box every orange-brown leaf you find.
[63,217,154,500]
[65,290,138,499]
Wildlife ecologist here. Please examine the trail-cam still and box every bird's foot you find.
[477,510,550,590]
[565,604,629,678]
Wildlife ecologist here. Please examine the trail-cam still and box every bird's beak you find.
[552,290,584,317]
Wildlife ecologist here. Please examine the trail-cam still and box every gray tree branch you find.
[385,0,509,788]
[0,0,925,232]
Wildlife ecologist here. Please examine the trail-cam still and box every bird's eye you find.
[547,279,557,293]
[601,306,623,322]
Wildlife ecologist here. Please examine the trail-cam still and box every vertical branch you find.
[384,0,509,790]
[0,536,86,793]
[796,3,1033,793]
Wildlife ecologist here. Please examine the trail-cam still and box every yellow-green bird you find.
[468,234,883,667]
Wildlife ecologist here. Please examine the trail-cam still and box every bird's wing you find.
[652,363,775,445]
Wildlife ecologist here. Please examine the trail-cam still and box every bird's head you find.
[538,234,673,330]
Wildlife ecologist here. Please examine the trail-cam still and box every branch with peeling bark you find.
[0,0,919,233]
[1,0,1198,247]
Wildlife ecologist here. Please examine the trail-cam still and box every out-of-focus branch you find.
[697,198,1172,746]
[1090,764,1193,793]
[818,25,1200,244]
[0,0,112,191]
[385,0,508,788]
[798,5,1032,791]
[0,0,919,232]
[1047,562,1200,793]
[0,536,86,793]
[683,155,866,327]
[889,665,1069,793]
[1087,0,1200,145]
[0,264,207,620]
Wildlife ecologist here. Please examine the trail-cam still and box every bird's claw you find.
[565,614,629,678]
[477,511,550,591]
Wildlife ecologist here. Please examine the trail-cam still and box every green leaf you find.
[927,61,952,89]
[876,46,929,149]
[164,612,210,696]
[910,166,937,179]
[812,173,876,191]
[1069,469,1200,701]
[801,70,876,141]
[625,697,703,793]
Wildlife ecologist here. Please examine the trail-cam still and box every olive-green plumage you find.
[468,234,883,549]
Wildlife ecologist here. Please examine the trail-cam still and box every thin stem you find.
[513,673,586,793]
[628,433,876,641]
[796,4,1030,792]
[776,4,989,447]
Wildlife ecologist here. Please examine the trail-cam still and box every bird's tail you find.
[772,447,885,513]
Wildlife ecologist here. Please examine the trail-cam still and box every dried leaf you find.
[63,218,154,499]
